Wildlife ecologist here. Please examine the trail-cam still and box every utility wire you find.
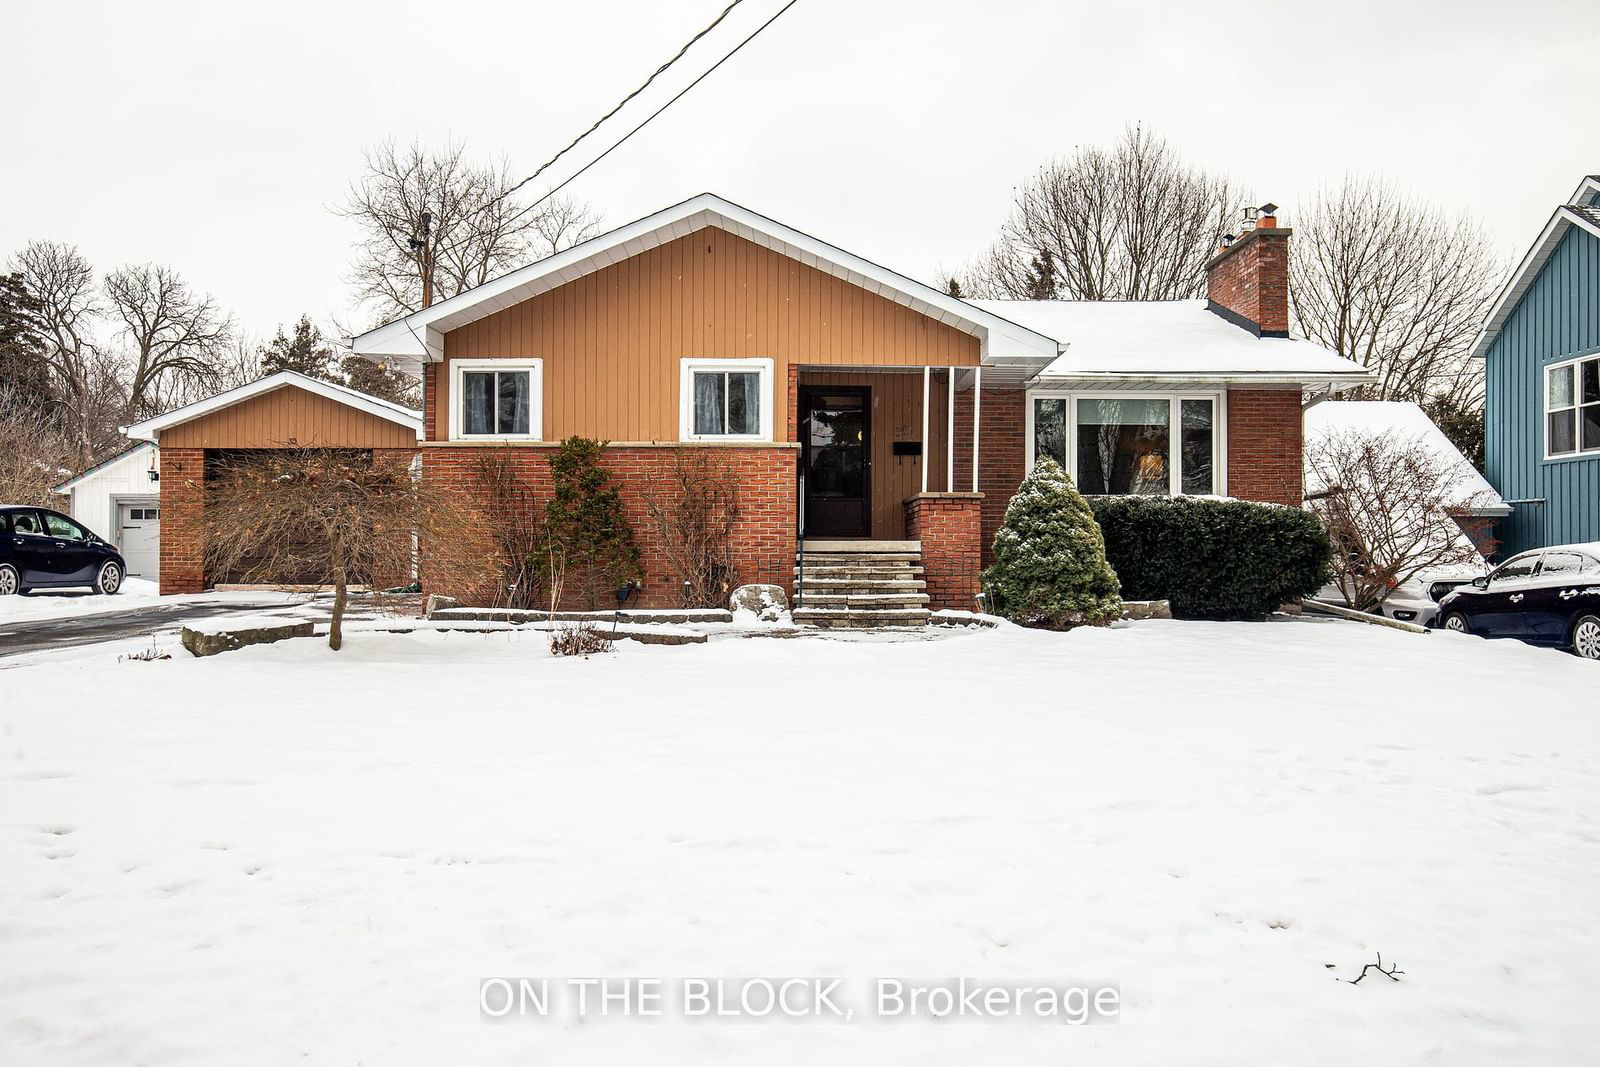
[496,0,801,230]
[491,0,749,211]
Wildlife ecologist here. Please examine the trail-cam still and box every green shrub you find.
[983,459,1122,628]
[1088,495,1331,620]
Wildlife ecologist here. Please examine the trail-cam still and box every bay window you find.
[451,359,542,441]
[1028,391,1222,496]
[1547,355,1600,458]
[680,358,773,441]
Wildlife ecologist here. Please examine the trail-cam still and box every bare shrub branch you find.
[643,448,740,608]
[0,383,78,508]
[1306,427,1497,611]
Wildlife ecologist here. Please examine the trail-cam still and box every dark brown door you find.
[802,387,870,538]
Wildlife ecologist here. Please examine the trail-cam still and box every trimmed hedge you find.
[1088,496,1332,620]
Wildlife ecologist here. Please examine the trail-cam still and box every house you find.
[119,372,423,593]
[51,441,162,581]
[350,192,1370,618]
[1303,399,1510,557]
[1475,173,1600,555]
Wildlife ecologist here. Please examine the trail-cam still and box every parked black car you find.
[1437,543,1600,659]
[0,505,126,596]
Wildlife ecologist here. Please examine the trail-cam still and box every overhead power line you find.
[496,0,802,230]
[492,0,750,211]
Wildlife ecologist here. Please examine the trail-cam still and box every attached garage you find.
[122,371,422,594]
[52,442,163,581]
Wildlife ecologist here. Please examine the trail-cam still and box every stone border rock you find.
[181,620,314,657]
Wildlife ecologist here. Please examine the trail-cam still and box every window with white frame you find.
[1028,391,1222,496]
[1547,355,1600,458]
[680,358,773,441]
[450,359,542,441]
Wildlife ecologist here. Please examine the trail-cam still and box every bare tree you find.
[202,449,486,650]
[962,124,1247,300]
[146,332,260,412]
[103,263,233,418]
[0,383,78,508]
[7,241,136,465]
[1290,177,1502,407]
[1305,428,1497,612]
[338,140,603,319]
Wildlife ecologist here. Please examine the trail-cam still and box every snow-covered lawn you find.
[2,619,1598,1064]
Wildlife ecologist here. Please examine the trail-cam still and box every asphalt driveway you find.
[0,601,299,659]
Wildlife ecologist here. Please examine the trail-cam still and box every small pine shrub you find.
[543,436,641,610]
[982,459,1122,628]
[1089,495,1332,620]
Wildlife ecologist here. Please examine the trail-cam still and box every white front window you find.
[1027,390,1224,496]
[1546,355,1600,459]
[450,359,542,441]
[680,358,773,441]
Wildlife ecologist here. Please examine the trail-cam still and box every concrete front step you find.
[801,539,920,553]
[796,592,931,607]
[793,607,931,628]
[795,578,926,592]
[802,552,922,564]
[797,566,925,579]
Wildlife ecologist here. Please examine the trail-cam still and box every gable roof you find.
[51,441,156,493]
[1303,400,1510,516]
[352,192,1062,380]
[1471,174,1600,359]
[122,371,423,443]
[972,299,1373,387]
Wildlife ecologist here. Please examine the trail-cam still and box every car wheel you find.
[95,561,123,596]
[1573,615,1600,661]
[1440,611,1471,634]
[0,564,17,596]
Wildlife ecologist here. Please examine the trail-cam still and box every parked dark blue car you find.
[0,505,126,596]
[1437,543,1600,660]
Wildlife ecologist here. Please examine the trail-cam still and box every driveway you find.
[0,600,297,659]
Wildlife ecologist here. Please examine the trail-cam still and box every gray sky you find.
[5,0,1595,344]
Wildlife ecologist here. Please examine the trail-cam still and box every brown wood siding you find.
[158,385,419,449]
[438,226,981,443]
[800,370,953,539]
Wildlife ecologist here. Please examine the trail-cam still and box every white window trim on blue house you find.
[1543,350,1600,462]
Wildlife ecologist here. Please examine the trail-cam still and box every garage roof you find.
[123,372,423,443]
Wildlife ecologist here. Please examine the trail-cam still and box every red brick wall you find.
[158,447,206,594]
[422,364,438,438]
[1205,229,1290,334]
[1226,389,1303,505]
[904,493,983,611]
[420,445,799,608]
[953,388,1027,566]
[785,364,799,443]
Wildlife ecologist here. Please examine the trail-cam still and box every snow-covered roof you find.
[1471,175,1600,360]
[51,441,155,493]
[123,372,422,443]
[353,193,1061,382]
[1303,400,1510,516]
[969,299,1374,387]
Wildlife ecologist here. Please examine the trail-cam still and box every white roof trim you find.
[352,192,1062,366]
[1035,370,1374,386]
[1472,199,1600,360]
[122,371,423,443]
[51,441,156,493]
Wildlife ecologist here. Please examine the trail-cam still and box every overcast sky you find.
[4,0,1594,344]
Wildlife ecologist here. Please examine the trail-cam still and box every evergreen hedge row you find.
[1087,496,1332,620]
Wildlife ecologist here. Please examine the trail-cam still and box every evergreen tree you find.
[983,458,1122,628]
[340,353,421,408]
[542,436,641,609]
[259,315,338,380]
[0,272,51,408]
[1024,250,1058,300]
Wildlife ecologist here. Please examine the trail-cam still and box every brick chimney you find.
[1205,203,1290,337]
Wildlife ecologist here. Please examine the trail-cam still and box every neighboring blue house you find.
[1476,174,1600,555]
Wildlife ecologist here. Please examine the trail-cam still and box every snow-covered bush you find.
[1090,496,1331,620]
[982,459,1122,629]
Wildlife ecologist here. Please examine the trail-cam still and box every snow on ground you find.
[2,618,1598,1064]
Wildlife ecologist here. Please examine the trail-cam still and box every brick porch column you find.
[159,446,206,594]
[904,492,984,612]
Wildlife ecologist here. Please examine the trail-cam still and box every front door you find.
[802,387,870,538]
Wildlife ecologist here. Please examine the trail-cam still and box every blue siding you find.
[1485,223,1600,554]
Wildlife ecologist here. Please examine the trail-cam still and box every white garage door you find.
[118,503,160,580]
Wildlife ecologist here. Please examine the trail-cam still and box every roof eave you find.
[1473,204,1600,359]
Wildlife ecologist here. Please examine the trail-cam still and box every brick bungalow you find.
[316,192,1367,620]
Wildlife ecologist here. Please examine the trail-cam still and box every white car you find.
[1315,565,1487,628]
